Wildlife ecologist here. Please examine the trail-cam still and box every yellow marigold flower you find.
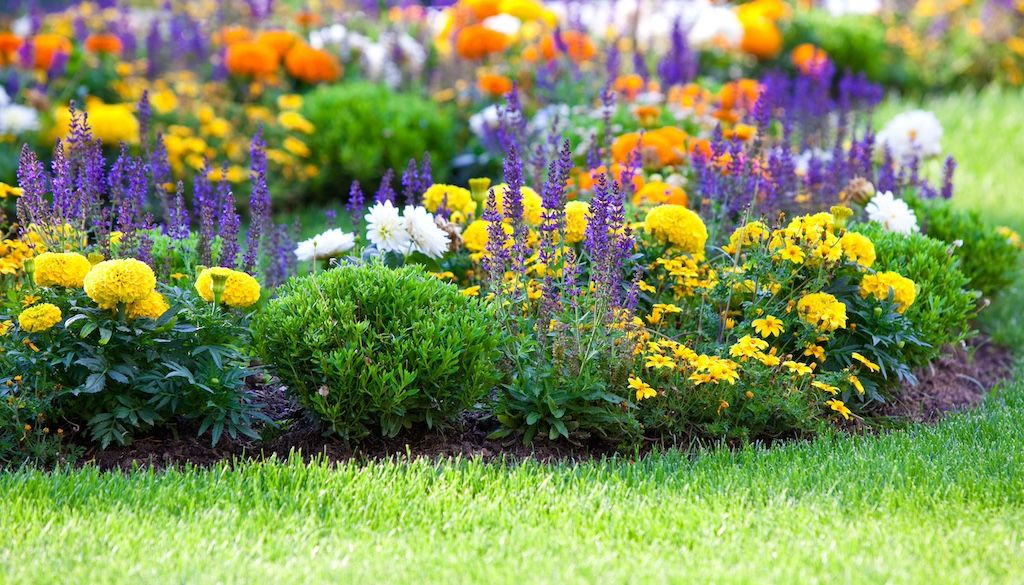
[461,220,512,254]
[826,399,852,420]
[997,226,1023,249]
[492,183,544,225]
[752,315,784,338]
[460,285,481,297]
[777,244,805,264]
[782,360,813,376]
[195,267,261,308]
[851,352,881,373]
[53,102,139,146]
[423,184,476,218]
[278,110,314,134]
[0,182,24,198]
[125,291,170,320]
[33,252,92,288]
[796,292,847,332]
[564,201,590,244]
[723,221,769,255]
[283,136,310,158]
[804,344,826,361]
[839,232,876,268]
[0,320,12,336]
[729,334,769,359]
[18,303,62,333]
[848,374,865,395]
[860,271,917,313]
[21,294,40,307]
[628,376,657,401]
[812,381,840,395]
[645,354,677,369]
[277,94,303,110]
[644,204,707,254]
[84,259,157,306]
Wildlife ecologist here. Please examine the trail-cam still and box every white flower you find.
[0,104,40,136]
[294,228,355,262]
[482,14,522,36]
[876,110,943,162]
[365,200,410,253]
[688,3,743,49]
[865,191,919,235]
[824,0,881,15]
[469,105,505,141]
[402,205,450,259]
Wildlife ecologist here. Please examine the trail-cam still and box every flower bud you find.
[469,177,492,204]
[844,178,875,205]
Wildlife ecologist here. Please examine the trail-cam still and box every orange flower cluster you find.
[29,34,71,70]
[0,32,23,65]
[536,30,596,62]
[84,33,123,56]
[285,44,342,84]
[611,127,689,168]
[477,72,513,96]
[256,30,300,57]
[455,25,509,60]
[737,0,787,59]
[225,41,280,78]
[791,43,829,74]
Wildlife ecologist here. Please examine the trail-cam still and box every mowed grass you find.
[1,371,1023,584]
[0,88,1020,584]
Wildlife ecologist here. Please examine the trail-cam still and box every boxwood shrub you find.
[856,222,979,368]
[303,82,456,198]
[252,263,503,440]
[907,196,1021,299]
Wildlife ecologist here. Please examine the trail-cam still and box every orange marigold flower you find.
[216,26,252,46]
[255,30,300,57]
[791,43,829,74]
[718,79,761,111]
[613,74,645,101]
[738,12,783,59]
[611,131,680,167]
[464,0,502,20]
[633,181,688,207]
[477,72,513,96]
[225,41,280,78]
[538,30,596,62]
[284,43,342,84]
[455,25,509,60]
[295,10,322,27]
[84,33,123,56]
[0,32,23,64]
[29,34,71,71]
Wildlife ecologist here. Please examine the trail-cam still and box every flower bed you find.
[0,0,1021,467]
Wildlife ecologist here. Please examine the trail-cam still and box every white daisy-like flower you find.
[865,191,920,235]
[876,110,943,162]
[687,3,744,49]
[402,205,450,260]
[294,228,355,262]
[825,0,881,15]
[365,200,410,253]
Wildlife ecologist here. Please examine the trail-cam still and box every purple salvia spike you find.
[374,169,396,204]
[347,181,365,230]
[941,156,956,200]
[243,126,271,273]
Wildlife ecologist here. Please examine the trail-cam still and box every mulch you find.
[81,337,1016,471]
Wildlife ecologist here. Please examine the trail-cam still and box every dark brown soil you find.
[878,338,1015,422]
[81,338,1016,471]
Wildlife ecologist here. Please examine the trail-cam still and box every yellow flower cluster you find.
[796,292,848,332]
[84,259,157,307]
[423,184,476,219]
[125,291,170,320]
[33,252,92,288]
[860,271,917,313]
[492,184,544,225]
[644,204,708,254]
[723,221,769,255]
[647,254,716,299]
[195,267,262,308]
[53,101,139,145]
[563,201,590,244]
[0,238,36,276]
[642,339,742,386]
[839,232,876,268]
[18,303,62,333]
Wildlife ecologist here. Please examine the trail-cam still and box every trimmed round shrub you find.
[303,83,456,197]
[252,263,503,440]
[856,222,978,368]
[906,196,1022,300]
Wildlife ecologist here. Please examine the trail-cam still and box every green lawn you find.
[0,88,1021,584]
